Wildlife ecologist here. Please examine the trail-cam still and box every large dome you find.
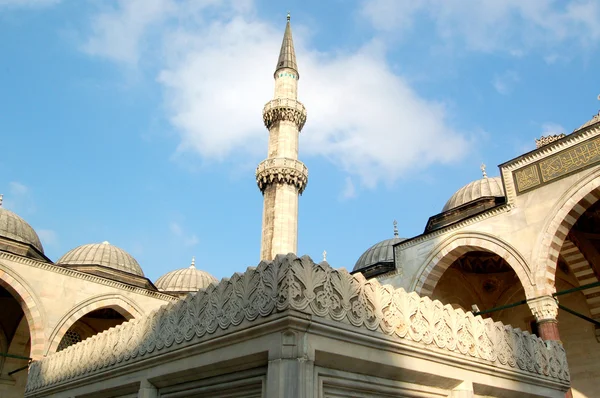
[0,207,44,253]
[57,241,144,276]
[155,258,217,294]
[353,236,405,273]
[442,176,504,212]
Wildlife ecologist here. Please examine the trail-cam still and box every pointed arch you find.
[534,167,600,295]
[413,232,535,298]
[46,294,143,355]
[0,264,46,359]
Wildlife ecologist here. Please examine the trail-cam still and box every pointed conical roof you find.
[275,13,298,77]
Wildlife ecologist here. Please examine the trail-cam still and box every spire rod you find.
[481,163,488,178]
[393,220,399,237]
[0,194,3,207]
[287,11,290,21]
[322,250,327,262]
[190,256,196,268]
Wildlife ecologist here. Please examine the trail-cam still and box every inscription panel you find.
[513,134,600,194]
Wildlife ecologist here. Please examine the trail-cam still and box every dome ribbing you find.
[57,242,143,276]
[442,176,504,212]
[155,258,217,293]
[0,207,44,253]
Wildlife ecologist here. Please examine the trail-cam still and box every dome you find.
[353,237,405,272]
[57,241,144,276]
[574,111,600,132]
[0,206,44,253]
[155,258,217,294]
[442,176,504,212]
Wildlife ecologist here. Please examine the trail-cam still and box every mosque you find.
[1,14,598,398]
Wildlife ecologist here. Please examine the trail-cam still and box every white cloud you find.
[361,0,600,54]
[492,70,519,95]
[82,1,469,188]
[81,0,175,66]
[169,221,199,247]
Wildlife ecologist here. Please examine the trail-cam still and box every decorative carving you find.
[536,134,566,149]
[513,134,600,195]
[540,136,600,182]
[262,98,307,132]
[256,158,308,194]
[25,255,569,393]
[527,296,559,322]
[514,164,541,193]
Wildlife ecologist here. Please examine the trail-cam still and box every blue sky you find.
[1,0,599,282]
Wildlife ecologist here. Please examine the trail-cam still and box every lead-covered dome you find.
[155,258,217,294]
[353,236,404,272]
[442,176,504,212]
[0,206,44,253]
[57,241,144,276]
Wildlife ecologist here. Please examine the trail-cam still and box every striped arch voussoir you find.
[415,235,534,299]
[46,295,143,355]
[538,181,600,295]
[0,268,46,359]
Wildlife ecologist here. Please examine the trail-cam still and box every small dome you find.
[0,207,44,253]
[574,111,600,132]
[353,237,404,272]
[57,241,144,276]
[442,176,504,212]
[155,258,217,294]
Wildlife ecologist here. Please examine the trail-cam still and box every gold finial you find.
[322,250,327,262]
[190,256,196,268]
[480,163,488,178]
[393,220,399,237]
[287,11,290,21]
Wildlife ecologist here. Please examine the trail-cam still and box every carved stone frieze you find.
[25,255,569,393]
[262,98,307,132]
[528,296,559,322]
[256,158,308,194]
[535,134,566,149]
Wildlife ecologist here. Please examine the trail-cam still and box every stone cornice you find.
[0,251,177,303]
[501,124,600,172]
[262,98,307,132]
[256,157,308,193]
[26,254,568,393]
[395,204,513,251]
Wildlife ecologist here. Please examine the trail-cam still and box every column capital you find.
[528,296,558,322]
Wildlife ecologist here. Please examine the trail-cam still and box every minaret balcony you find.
[262,98,307,131]
[256,157,308,194]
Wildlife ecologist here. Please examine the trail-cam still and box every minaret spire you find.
[275,12,298,78]
[256,15,308,261]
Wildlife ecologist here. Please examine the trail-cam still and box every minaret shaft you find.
[256,16,308,262]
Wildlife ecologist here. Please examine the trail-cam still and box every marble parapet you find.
[26,254,569,393]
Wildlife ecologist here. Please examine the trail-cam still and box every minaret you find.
[256,13,308,261]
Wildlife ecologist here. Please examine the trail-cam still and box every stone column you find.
[451,380,474,398]
[528,296,560,341]
[266,330,314,398]
[137,379,158,398]
[527,297,573,398]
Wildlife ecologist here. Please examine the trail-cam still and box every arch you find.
[0,264,46,359]
[46,294,143,355]
[534,167,600,295]
[413,232,535,298]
